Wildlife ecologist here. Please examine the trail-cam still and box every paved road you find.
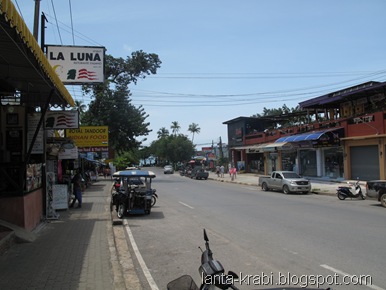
[126,168,386,290]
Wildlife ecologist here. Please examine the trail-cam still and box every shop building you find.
[0,1,75,230]
[225,81,386,181]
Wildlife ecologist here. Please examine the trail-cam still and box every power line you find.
[50,0,63,45]
[68,0,75,45]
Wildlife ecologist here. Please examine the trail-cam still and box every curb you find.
[208,177,338,196]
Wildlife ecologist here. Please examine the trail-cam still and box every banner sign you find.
[78,147,109,152]
[27,113,44,154]
[66,126,108,148]
[45,110,79,129]
[58,147,79,159]
[46,45,105,84]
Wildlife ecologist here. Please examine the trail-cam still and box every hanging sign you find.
[47,45,105,84]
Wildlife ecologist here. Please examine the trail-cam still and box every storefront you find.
[274,128,344,179]
[0,1,75,230]
[341,135,386,180]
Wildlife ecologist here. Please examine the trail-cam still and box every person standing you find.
[70,171,82,208]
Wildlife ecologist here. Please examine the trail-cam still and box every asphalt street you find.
[126,168,386,290]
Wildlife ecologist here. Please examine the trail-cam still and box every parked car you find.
[190,167,209,180]
[163,165,174,174]
[259,171,311,194]
[366,180,386,207]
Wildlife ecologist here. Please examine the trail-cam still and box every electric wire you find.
[11,2,386,109]
[50,0,63,45]
[68,0,75,45]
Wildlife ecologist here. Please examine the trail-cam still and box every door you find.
[350,145,379,180]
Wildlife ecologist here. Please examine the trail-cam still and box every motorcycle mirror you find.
[203,229,209,242]
[228,271,239,280]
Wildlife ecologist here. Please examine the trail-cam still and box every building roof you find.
[0,0,74,107]
[299,81,386,110]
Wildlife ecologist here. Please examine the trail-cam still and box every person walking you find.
[70,171,83,208]
[216,165,220,177]
[220,165,225,178]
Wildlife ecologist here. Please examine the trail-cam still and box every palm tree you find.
[73,99,87,113]
[188,123,201,143]
[170,121,181,136]
[157,127,169,138]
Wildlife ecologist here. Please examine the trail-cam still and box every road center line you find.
[320,264,384,290]
[179,201,194,209]
[124,220,159,290]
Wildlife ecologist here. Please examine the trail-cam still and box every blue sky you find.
[13,0,386,148]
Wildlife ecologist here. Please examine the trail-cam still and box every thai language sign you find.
[66,126,108,148]
[47,45,105,84]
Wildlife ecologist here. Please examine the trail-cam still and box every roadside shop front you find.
[0,1,75,230]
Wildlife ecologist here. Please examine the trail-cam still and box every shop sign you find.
[47,45,105,84]
[202,147,212,152]
[78,147,109,152]
[66,126,108,148]
[58,147,78,159]
[45,110,79,129]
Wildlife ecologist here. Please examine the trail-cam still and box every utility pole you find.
[33,0,41,40]
[218,137,224,159]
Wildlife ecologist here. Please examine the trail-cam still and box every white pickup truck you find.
[259,171,311,194]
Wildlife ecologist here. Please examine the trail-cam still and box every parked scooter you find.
[167,229,239,290]
[167,229,332,290]
[337,179,366,200]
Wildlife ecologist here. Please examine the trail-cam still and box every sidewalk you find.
[0,179,133,290]
[207,171,366,196]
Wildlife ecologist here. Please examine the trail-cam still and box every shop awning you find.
[261,142,296,151]
[0,0,74,107]
[233,144,266,153]
[275,128,342,143]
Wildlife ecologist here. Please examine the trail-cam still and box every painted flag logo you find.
[78,68,97,80]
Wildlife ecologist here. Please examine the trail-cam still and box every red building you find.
[224,81,386,180]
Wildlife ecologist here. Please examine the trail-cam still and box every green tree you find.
[81,51,162,153]
[72,100,87,124]
[157,127,169,138]
[113,151,139,170]
[188,123,200,143]
[150,135,194,165]
[170,121,180,136]
[252,104,307,128]
[73,99,87,113]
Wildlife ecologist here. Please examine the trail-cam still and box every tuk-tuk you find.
[112,170,156,218]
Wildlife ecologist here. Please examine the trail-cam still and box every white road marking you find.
[124,220,159,290]
[179,201,194,209]
[320,264,384,290]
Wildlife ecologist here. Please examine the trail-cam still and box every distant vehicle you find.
[190,167,209,180]
[126,166,140,170]
[366,180,386,207]
[259,171,311,194]
[164,165,174,174]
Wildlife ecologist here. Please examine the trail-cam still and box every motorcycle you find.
[151,189,158,207]
[167,229,332,290]
[167,229,239,290]
[337,180,366,200]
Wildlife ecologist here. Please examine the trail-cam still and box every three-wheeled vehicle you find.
[111,170,156,218]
